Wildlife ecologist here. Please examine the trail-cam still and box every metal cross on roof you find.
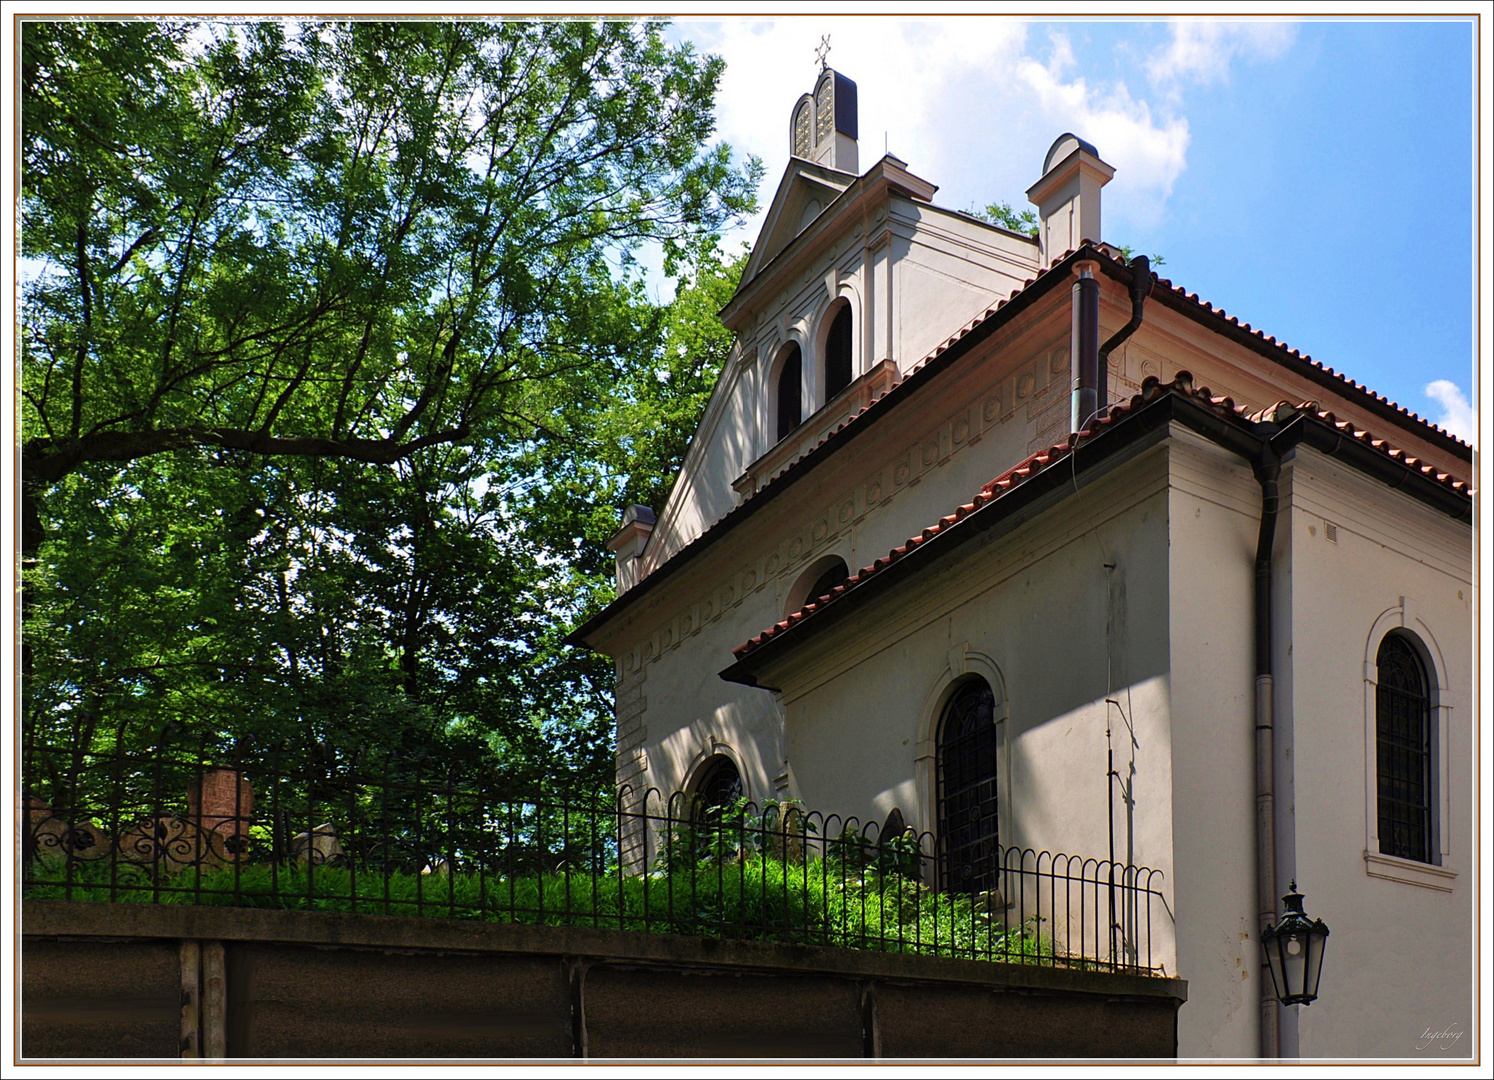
[815,35,830,71]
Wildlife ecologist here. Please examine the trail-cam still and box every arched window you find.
[806,559,849,605]
[814,74,835,144]
[824,303,853,401]
[1377,634,1433,863]
[792,99,812,157]
[785,555,849,617]
[937,679,1000,894]
[776,345,802,442]
[692,755,743,824]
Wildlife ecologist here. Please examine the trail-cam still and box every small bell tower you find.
[790,47,858,174]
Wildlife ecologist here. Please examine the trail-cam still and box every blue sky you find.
[670,17,1478,442]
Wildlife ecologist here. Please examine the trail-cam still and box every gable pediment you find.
[742,159,857,286]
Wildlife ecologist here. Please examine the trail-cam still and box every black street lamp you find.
[1261,880,1330,1007]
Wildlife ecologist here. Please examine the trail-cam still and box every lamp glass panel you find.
[1281,932,1308,999]
[1303,932,1326,1002]
[1264,935,1288,1001]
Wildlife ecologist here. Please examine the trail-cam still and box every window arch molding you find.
[814,291,860,407]
[1362,601,1455,890]
[914,647,1009,849]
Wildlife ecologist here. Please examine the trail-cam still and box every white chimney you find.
[1026,133,1114,268]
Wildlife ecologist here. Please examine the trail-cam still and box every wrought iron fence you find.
[22,732,1166,974]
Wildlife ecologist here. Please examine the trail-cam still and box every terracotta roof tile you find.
[576,243,1467,648]
[732,372,1468,661]
[1144,257,1468,449]
[1280,402,1472,497]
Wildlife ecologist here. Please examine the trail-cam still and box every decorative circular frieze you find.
[743,569,756,591]
[812,520,828,542]
[1109,348,1125,371]
[866,481,882,503]
[953,418,969,444]
[922,442,937,465]
[894,462,910,486]
[839,499,854,523]
[1050,347,1067,374]
[790,538,804,560]
[1017,372,1034,399]
[765,554,779,575]
[624,654,634,672]
[983,395,1001,421]
[681,615,693,634]
[702,600,713,620]
[643,641,653,659]
[721,586,734,606]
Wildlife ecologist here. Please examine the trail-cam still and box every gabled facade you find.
[570,69,1474,1060]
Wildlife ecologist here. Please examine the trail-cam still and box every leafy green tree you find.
[22,19,758,807]
[23,240,748,805]
[21,19,759,552]
[975,201,1038,235]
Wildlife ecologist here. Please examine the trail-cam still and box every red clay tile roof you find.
[572,242,1468,650]
[732,372,1471,661]
[1272,401,1473,495]
[747,242,1467,498]
[1142,265,1469,450]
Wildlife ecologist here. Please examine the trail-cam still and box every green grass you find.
[24,853,1060,966]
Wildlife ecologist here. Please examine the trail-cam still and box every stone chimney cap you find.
[1043,132,1100,175]
[621,504,656,528]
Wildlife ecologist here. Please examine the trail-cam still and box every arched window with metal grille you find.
[692,755,743,824]
[937,678,1000,894]
[1376,633,1434,864]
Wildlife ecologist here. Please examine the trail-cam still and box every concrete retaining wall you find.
[22,900,1185,1061]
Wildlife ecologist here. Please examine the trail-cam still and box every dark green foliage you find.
[22,21,758,505]
[24,846,1051,966]
[975,200,1038,235]
[22,20,758,797]
[971,200,1164,266]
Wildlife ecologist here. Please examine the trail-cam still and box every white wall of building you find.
[587,140,1474,1059]
[1278,447,1473,1059]
[754,440,1179,972]
[1165,429,1271,1057]
[641,190,1041,577]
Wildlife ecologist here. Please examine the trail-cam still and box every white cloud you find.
[676,18,1200,241]
[1015,41,1191,205]
[1423,380,1476,444]
[1144,21,1298,96]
